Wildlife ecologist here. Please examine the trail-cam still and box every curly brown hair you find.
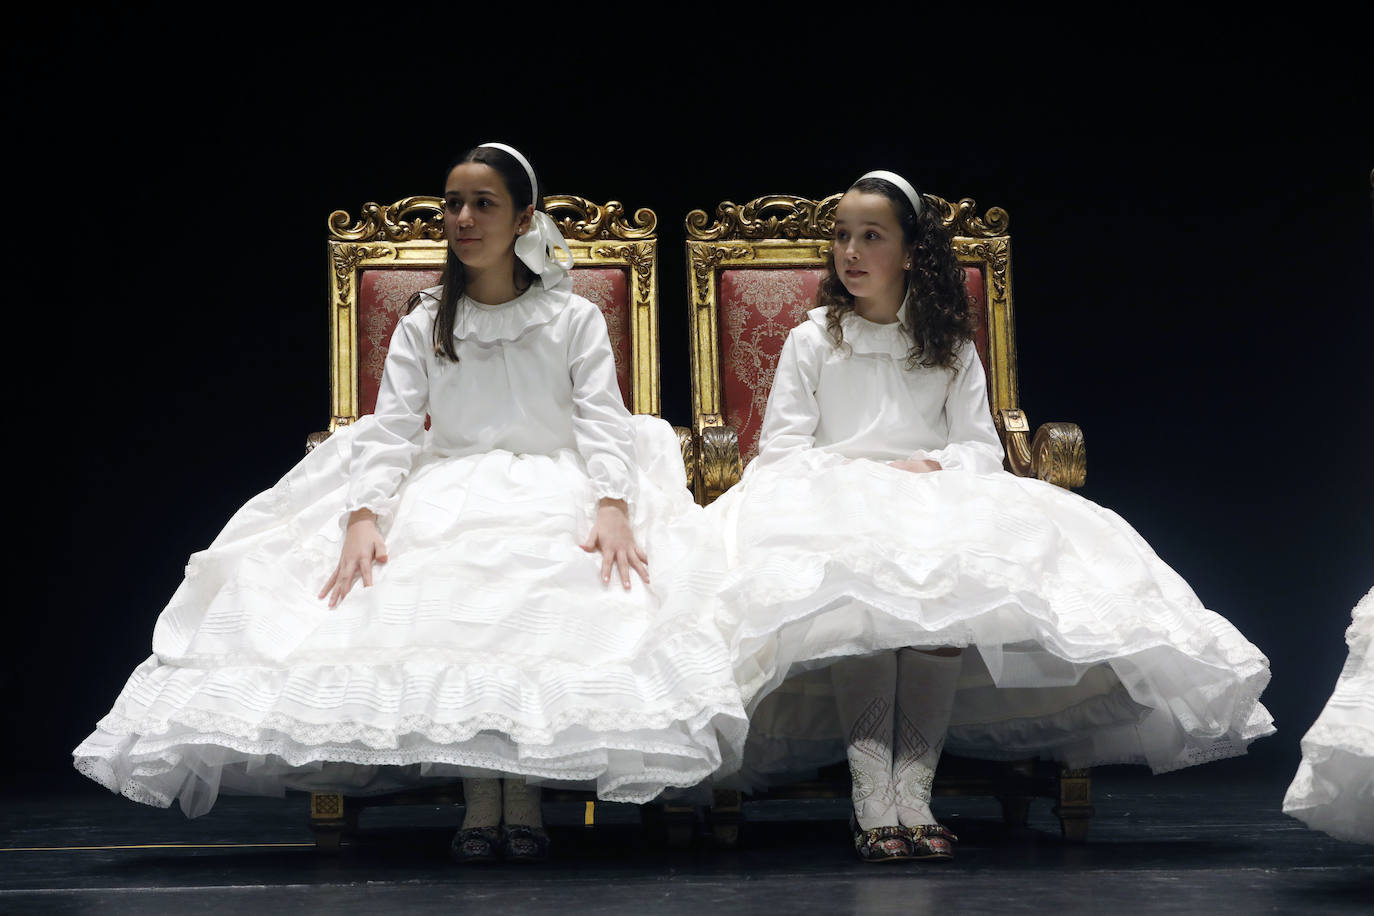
[406,145,542,362]
[818,177,974,371]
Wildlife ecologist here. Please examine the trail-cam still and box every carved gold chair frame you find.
[685,193,1086,503]
[684,193,1093,843]
[326,194,662,421]
[309,194,698,850]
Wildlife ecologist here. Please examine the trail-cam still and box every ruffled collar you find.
[417,277,574,345]
[807,303,912,359]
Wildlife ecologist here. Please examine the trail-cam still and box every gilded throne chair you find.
[684,192,1094,843]
[308,194,688,849]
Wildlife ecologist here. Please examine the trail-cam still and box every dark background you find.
[6,11,1371,793]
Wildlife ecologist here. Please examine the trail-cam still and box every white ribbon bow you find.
[516,210,574,289]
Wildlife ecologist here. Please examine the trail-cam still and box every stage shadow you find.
[64,813,1273,883]
[1274,871,1374,907]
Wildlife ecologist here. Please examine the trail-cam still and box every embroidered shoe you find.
[451,825,501,864]
[851,817,916,862]
[502,824,552,863]
[904,824,957,860]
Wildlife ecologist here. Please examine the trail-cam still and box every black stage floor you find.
[4,762,1371,914]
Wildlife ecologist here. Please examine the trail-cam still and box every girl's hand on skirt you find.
[319,509,389,608]
[889,458,943,474]
[582,498,650,590]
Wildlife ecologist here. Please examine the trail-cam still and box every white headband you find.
[478,142,537,199]
[854,169,924,219]
[476,141,574,289]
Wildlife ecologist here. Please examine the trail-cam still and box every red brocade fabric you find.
[357,270,444,418]
[718,265,991,465]
[965,266,989,371]
[354,267,633,417]
[718,269,826,466]
[568,268,633,407]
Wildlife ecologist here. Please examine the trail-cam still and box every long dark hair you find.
[408,145,544,361]
[817,177,974,371]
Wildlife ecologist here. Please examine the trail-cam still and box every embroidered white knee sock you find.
[502,777,544,828]
[893,649,962,828]
[461,777,502,830]
[831,651,899,830]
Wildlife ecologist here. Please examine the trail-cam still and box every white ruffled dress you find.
[74,282,747,817]
[1283,586,1374,842]
[709,306,1275,786]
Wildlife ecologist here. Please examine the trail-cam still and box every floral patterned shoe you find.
[904,824,957,860]
[851,817,916,862]
[450,825,501,864]
[502,824,552,863]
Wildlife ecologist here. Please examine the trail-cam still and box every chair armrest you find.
[306,430,332,453]
[995,408,1033,477]
[995,408,1086,489]
[697,425,742,505]
[1032,422,1086,489]
[674,425,697,493]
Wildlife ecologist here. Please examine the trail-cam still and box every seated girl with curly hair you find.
[707,170,1275,862]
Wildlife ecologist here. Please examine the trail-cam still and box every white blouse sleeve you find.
[909,339,1005,475]
[755,328,824,467]
[345,311,430,524]
[567,301,638,506]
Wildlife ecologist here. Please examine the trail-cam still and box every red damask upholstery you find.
[719,266,990,465]
[967,267,989,370]
[354,267,633,417]
[571,268,632,403]
[356,269,443,418]
[718,268,824,467]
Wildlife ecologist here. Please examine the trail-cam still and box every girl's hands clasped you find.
[582,498,650,590]
[889,458,943,474]
[319,509,389,608]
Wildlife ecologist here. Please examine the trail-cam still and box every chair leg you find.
[643,802,699,849]
[998,795,1031,827]
[310,792,357,853]
[664,804,698,849]
[1051,767,1094,843]
[710,788,744,848]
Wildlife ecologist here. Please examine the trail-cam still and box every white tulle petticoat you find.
[74,416,747,817]
[708,452,1275,787]
[1283,587,1374,843]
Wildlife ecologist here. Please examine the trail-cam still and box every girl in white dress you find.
[1283,586,1374,843]
[73,143,746,863]
[707,171,1275,862]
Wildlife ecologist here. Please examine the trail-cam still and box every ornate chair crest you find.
[684,193,1086,503]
